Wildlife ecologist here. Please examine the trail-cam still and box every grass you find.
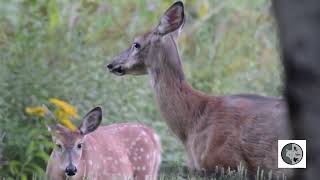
[0,0,282,179]
[158,163,288,180]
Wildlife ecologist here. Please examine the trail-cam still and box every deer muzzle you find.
[107,63,126,76]
[65,164,77,176]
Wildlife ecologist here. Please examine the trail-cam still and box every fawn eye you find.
[77,143,82,149]
[133,43,141,49]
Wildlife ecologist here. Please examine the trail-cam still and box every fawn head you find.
[47,107,102,177]
[107,1,185,76]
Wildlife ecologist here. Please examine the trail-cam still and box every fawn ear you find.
[41,104,58,132]
[79,107,102,135]
[156,1,185,36]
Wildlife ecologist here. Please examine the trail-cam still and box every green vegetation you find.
[0,0,282,179]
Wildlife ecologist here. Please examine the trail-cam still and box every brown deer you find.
[107,1,293,178]
[46,107,161,180]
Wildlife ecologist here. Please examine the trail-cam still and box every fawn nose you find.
[65,165,77,176]
[107,63,113,70]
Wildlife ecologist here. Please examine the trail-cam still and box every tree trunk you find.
[272,0,320,179]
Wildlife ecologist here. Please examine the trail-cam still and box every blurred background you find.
[0,0,282,178]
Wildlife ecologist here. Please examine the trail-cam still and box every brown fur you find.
[107,1,293,178]
[148,39,291,176]
[46,123,161,180]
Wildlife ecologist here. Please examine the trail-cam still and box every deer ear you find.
[156,1,185,36]
[41,104,58,132]
[79,107,102,135]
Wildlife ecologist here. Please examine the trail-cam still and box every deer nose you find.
[65,165,77,176]
[107,63,113,70]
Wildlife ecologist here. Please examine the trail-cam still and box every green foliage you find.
[0,0,282,179]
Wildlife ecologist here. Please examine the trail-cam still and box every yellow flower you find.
[26,99,79,132]
[49,98,80,119]
[25,106,47,117]
[54,109,68,121]
[61,118,77,132]
[198,2,209,18]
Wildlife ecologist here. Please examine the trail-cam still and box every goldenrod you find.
[49,98,80,119]
[25,106,47,117]
[61,118,77,132]
[26,98,79,132]
[198,2,209,18]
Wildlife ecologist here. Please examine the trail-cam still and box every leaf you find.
[48,0,60,31]
[21,174,28,180]
[8,160,20,175]
[26,141,35,155]
[38,140,55,149]
[29,163,46,175]
[35,151,50,161]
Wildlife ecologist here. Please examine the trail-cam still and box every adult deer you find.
[46,107,161,180]
[107,1,293,178]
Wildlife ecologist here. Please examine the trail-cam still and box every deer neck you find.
[147,36,208,144]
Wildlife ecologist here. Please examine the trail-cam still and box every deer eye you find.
[133,43,141,49]
[77,143,82,149]
[56,144,62,150]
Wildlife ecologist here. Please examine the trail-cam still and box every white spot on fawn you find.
[120,157,127,163]
[131,141,136,146]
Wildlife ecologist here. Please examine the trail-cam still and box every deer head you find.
[46,107,102,177]
[107,1,185,76]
